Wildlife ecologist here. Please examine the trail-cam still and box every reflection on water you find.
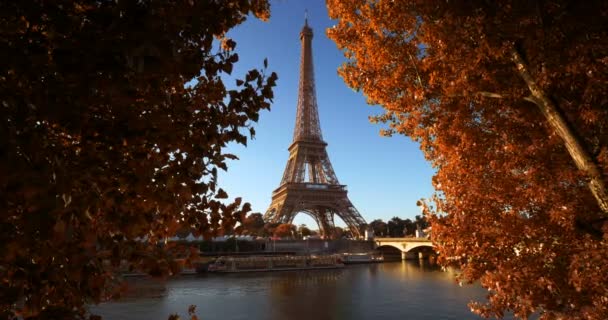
[92,261,492,320]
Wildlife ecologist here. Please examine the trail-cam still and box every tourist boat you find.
[341,252,384,264]
[206,254,344,273]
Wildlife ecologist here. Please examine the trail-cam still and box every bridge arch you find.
[405,244,436,259]
[376,244,402,252]
[376,245,403,261]
[405,244,434,253]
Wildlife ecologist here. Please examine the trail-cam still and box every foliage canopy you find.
[327,0,608,318]
[1,0,275,318]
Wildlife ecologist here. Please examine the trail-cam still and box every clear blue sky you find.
[219,0,435,228]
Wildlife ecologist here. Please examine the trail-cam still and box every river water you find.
[92,261,494,320]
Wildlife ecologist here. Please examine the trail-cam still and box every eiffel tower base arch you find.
[265,184,366,239]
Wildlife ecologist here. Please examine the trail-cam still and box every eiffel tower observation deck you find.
[264,18,367,239]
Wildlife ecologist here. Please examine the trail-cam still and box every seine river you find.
[92,261,496,320]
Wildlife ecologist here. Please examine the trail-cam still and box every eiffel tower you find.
[264,19,367,239]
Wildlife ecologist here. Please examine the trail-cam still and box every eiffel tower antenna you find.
[264,18,367,239]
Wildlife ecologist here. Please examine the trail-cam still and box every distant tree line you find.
[238,213,428,239]
[368,215,429,237]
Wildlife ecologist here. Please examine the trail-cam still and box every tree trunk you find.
[511,47,608,215]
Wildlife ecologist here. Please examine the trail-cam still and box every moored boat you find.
[207,254,344,273]
[341,252,384,264]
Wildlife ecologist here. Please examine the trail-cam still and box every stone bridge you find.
[374,237,435,260]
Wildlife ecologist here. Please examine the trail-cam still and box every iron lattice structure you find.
[264,20,367,238]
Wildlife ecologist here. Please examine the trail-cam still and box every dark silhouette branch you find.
[511,46,608,215]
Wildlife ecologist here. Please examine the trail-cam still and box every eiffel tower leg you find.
[300,211,324,238]
[313,208,334,239]
[265,203,295,225]
[264,204,282,224]
[285,211,297,225]
[334,201,366,239]
[326,210,336,239]
[282,205,298,225]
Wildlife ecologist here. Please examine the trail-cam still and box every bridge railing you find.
[374,237,432,242]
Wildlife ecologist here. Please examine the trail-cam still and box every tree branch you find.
[476,91,508,99]
[447,91,532,102]
[511,46,608,215]
[408,53,423,88]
